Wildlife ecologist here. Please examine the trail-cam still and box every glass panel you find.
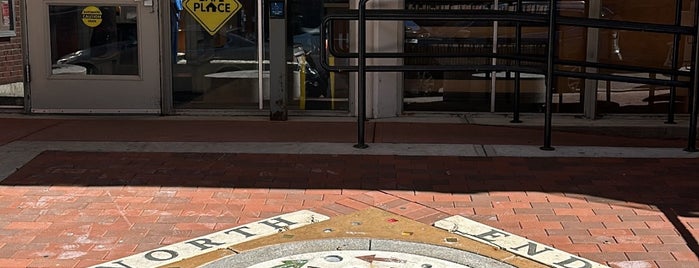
[595,0,691,114]
[404,0,498,112]
[0,0,21,106]
[288,0,350,111]
[0,0,12,32]
[401,0,694,114]
[495,12,552,112]
[172,0,349,111]
[172,0,260,109]
[601,0,680,25]
[50,5,139,76]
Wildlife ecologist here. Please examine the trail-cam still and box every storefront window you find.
[403,0,547,112]
[0,0,14,36]
[403,0,692,115]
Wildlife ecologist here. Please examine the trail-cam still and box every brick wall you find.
[0,0,23,85]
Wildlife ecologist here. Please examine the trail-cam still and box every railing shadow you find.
[2,151,697,260]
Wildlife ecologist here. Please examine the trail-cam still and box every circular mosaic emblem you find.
[204,239,516,268]
[81,6,102,28]
[248,250,475,268]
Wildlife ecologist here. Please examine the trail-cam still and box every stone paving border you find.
[1,141,697,182]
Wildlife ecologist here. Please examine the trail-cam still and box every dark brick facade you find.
[0,0,23,85]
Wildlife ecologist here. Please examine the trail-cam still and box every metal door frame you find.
[24,0,162,114]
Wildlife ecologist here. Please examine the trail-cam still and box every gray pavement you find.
[1,140,698,182]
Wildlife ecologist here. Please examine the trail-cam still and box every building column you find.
[350,0,403,119]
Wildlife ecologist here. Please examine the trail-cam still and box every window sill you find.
[0,31,16,38]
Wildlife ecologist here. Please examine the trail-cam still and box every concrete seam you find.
[460,114,471,124]
[0,120,65,146]
[481,144,490,157]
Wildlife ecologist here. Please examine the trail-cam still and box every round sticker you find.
[81,6,103,28]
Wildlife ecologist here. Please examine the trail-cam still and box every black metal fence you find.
[320,0,699,151]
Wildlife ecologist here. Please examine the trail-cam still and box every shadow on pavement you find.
[2,151,698,259]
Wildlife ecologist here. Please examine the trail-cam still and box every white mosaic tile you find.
[434,215,610,268]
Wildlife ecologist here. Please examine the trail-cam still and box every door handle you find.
[612,31,623,61]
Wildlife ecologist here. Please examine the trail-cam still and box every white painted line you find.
[90,210,329,268]
[434,216,610,268]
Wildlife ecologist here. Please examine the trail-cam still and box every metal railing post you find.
[686,0,699,152]
[511,0,523,123]
[541,0,557,151]
[355,0,370,149]
[667,0,683,124]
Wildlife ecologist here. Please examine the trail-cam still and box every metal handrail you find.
[320,0,699,151]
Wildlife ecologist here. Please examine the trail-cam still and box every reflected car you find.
[55,30,329,97]
[56,40,139,75]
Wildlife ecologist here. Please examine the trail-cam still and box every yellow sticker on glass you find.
[81,6,103,28]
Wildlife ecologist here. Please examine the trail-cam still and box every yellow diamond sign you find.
[184,0,242,36]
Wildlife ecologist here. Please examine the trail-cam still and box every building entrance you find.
[26,0,161,113]
[172,0,351,112]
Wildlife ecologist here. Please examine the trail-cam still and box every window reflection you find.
[50,6,139,76]
[403,0,693,114]
[0,0,12,33]
[172,0,350,111]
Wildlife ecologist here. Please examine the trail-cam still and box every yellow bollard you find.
[300,57,306,110]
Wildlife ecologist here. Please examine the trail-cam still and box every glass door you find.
[172,0,351,112]
[27,0,161,113]
[172,0,263,110]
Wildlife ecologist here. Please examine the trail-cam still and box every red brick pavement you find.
[0,151,697,267]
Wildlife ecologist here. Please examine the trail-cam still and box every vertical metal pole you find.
[491,0,499,113]
[258,0,264,110]
[511,0,523,123]
[355,0,369,149]
[541,0,556,151]
[269,0,288,121]
[667,0,682,124]
[583,0,600,119]
[686,0,699,152]
[21,0,32,114]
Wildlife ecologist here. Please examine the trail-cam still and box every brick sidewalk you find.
[0,151,697,267]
